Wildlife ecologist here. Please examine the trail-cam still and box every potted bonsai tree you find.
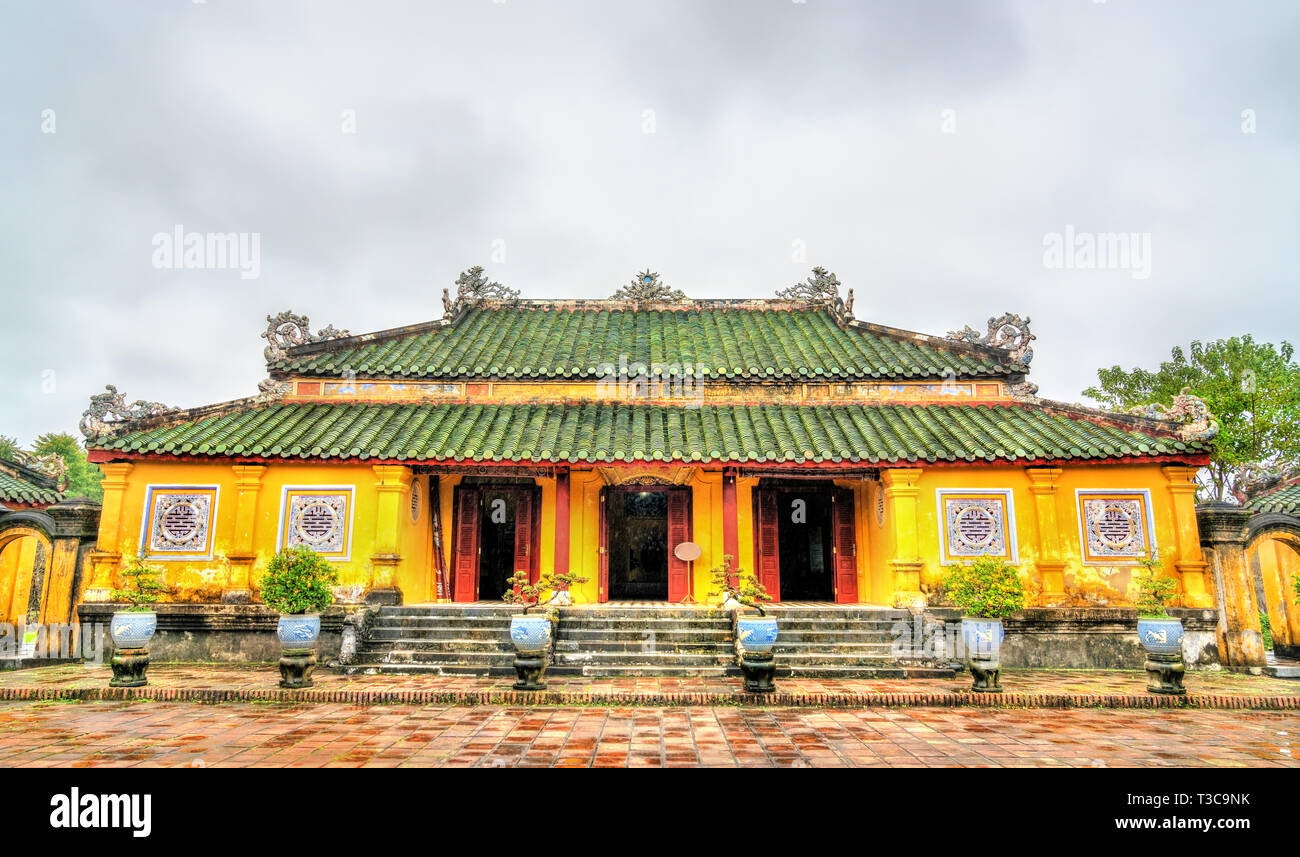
[943,556,1025,693]
[500,569,586,690]
[542,570,588,607]
[259,545,338,689]
[1133,551,1185,694]
[710,555,778,692]
[108,557,167,687]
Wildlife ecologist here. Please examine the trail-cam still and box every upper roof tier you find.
[270,301,1022,383]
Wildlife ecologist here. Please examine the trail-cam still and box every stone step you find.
[353,650,515,667]
[553,658,738,671]
[375,605,520,618]
[762,609,911,621]
[765,630,896,643]
[761,620,903,633]
[555,628,734,641]
[554,640,733,654]
[358,638,515,653]
[369,616,516,629]
[775,644,897,657]
[366,627,515,642]
[339,662,515,677]
[548,664,734,678]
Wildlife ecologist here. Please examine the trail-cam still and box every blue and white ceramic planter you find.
[736,616,779,655]
[109,611,157,649]
[1137,617,1183,656]
[961,618,1005,660]
[510,615,553,655]
[277,614,321,649]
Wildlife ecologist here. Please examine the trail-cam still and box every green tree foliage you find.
[1083,336,1300,501]
[943,557,1026,619]
[110,558,169,611]
[258,546,338,614]
[0,435,18,461]
[31,432,104,500]
[1132,553,1176,618]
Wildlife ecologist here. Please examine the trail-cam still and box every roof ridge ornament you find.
[80,384,177,439]
[442,266,520,318]
[1126,387,1221,443]
[610,269,686,303]
[946,312,1036,367]
[11,450,68,489]
[262,310,351,364]
[775,267,853,324]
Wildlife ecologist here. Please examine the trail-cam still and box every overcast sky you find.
[1,1,1296,446]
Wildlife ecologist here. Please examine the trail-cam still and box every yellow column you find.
[1197,503,1265,667]
[83,462,133,602]
[1025,467,1066,605]
[1256,538,1299,655]
[1163,465,1213,607]
[224,464,267,603]
[369,464,411,604]
[881,467,925,605]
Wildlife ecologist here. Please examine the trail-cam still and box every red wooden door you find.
[597,488,609,602]
[831,488,859,603]
[451,486,480,602]
[667,488,692,602]
[513,487,535,585]
[754,489,781,602]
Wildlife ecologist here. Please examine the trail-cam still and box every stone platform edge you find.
[1,686,1296,710]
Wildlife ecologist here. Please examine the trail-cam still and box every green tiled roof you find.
[274,306,1015,381]
[1246,483,1300,516]
[89,402,1204,465]
[0,463,64,506]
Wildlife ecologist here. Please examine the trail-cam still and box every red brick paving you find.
[0,700,1294,768]
[0,664,1295,709]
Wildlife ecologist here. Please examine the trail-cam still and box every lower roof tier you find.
[86,401,1208,467]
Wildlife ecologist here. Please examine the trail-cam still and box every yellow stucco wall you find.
[1,533,43,624]
[86,457,1201,609]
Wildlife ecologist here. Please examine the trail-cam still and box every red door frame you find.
[450,482,540,602]
[752,481,859,603]
[598,485,692,603]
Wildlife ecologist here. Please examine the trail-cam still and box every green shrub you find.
[942,557,1025,620]
[1132,552,1176,618]
[111,558,168,611]
[258,546,338,614]
[1260,611,1273,651]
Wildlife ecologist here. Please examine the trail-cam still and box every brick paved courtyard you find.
[3,664,1298,705]
[0,699,1295,768]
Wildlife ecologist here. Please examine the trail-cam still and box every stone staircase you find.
[764,605,954,679]
[343,604,516,676]
[551,605,736,677]
[340,603,952,679]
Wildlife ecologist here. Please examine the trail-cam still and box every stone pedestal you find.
[278,649,317,689]
[739,652,776,693]
[1144,652,1186,695]
[969,656,1002,693]
[109,647,150,687]
[513,653,547,691]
